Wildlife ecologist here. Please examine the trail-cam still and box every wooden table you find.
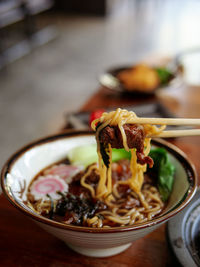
[1,84,200,266]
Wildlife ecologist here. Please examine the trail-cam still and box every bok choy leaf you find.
[69,145,131,167]
[149,147,175,201]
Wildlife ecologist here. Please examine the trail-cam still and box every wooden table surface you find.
[1,84,200,267]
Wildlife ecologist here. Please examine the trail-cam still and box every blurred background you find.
[0,0,200,168]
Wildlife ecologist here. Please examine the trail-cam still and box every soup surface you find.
[26,151,171,228]
[26,109,175,228]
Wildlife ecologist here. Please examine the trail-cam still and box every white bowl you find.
[1,131,197,257]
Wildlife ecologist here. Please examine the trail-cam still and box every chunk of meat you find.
[99,124,145,150]
[136,151,153,168]
[99,124,153,167]
[69,166,99,198]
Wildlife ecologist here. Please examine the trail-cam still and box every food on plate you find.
[26,109,175,228]
[117,64,174,92]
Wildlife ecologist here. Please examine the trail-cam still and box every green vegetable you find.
[68,144,98,166]
[112,148,131,162]
[69,145,131,167]
[100,147,131,166]
[149,147,175,201]
[155,67,173,85]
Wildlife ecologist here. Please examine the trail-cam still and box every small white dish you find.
[168,188,200,267]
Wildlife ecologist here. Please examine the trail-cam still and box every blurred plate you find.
[99,65,182,96]
[168,188,200,267]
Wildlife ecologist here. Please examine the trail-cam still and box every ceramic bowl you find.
[1,131,197,257]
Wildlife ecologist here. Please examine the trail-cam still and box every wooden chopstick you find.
[149,129,200,138]
[132,118,200,126]
[131,117,200,138]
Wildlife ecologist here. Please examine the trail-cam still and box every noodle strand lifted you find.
[27,108,167,228]
[89,108,166,198]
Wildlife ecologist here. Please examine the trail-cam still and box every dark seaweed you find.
[99,142,110,168]
[54,192,105,225]
[46,194,54,219]
[96,122,110,168]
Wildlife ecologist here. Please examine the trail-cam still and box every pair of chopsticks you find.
[132,118,200,138]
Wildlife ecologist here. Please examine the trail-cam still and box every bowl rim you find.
[1,130,197,233]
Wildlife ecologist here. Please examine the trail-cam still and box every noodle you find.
[80,164,97,197]
[82,108,165,226]
[27,108,167,228]
[89,108,165,198]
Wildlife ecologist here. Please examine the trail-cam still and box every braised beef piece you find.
[69,171,91,198]
[99,124,144,150]
[136,151,153,168]
[85,167,99,185]
[69,165,99,198]
[99,123,153,167]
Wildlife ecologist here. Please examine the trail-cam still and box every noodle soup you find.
[26,146,171,228]
[26,109,176,228]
